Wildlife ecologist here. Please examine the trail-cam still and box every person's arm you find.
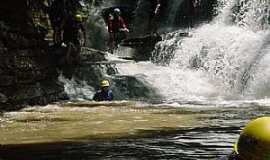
[119,17,129,33]
[107,90,113,101]
[93,92,99,101]
[80,23,86,46]
[108,15,114,33]
[107,15,115,42]
[59,16,67,43]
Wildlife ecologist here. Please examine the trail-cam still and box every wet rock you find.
[0,93,7,103]
[81,47,106,62]
[0,0,66,108]
[0,75,14,86]
[0,47,7,55]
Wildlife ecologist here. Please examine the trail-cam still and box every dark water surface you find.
[1,101,270,160]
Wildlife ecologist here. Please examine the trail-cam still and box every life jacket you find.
[108,15,127,33]
[93,90,113,101]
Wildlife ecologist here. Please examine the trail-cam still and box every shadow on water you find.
[1,102,270,160]
[0,126,240,160]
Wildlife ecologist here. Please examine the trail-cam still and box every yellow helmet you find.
[100,80,110,87]
[74,14,83,22]
[237,117,270,160]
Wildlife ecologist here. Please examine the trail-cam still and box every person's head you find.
[100,79,110,91]
[74,14,83,22]
[113,8,121,17]
[236,117,270,160]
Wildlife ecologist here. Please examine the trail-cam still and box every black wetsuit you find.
[63,16,85,46]
[93,90,113,101]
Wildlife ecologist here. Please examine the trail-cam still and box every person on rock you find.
[49,0,87,47]
[60,13,86,64]
[93,80,114,101]
[107,8,129,52]
[56,0,87,64]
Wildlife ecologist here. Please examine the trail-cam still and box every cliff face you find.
[0,0,66,109]
[0,0,220,109]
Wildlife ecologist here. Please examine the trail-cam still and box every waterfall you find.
[62,0,270,101]
[116,0,270,101]
[148,0,270,100]
[231,0,270,31]
[167,0,185,27]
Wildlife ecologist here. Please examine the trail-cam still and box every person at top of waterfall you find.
[148,0,162,34]
[93,80,114,101]
[61,14,86,47]
[61,0,87,46]
[54,0,87,64]
[49,0,87,46]
[107,8,129,49]
[218,117,270,160]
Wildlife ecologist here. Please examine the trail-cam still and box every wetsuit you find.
[108,14,128,45]
[62,15,85,46]
[93,89,113,101]
[108,15,127,34]
[49,0,67,44]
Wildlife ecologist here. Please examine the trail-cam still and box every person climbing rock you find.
[60,13,86,65]
[107,8,129,52]
[49,0,87,46]
[218,117,270,160]
[49,0,67,45]
[93,80,114,101]
[61,13,86,47]
[51,0,87,64]
[148,0,162,34]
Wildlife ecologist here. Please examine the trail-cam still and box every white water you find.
[61,0,270,102]
[59,75,95,101]
[117,0,270,101]
[117,61,218,101]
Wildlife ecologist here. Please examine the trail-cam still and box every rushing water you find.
[2,0,270,159]
[132,0,270,101]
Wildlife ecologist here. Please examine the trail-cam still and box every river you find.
[1,0,270,159]
[1,100,270,159]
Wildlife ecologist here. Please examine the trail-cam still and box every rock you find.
[0,1,66,108]
[0,75,14,86]
[80,47,106,62]
[0,93,7,103]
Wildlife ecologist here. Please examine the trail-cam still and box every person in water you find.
[219,117,270,160]
[93,80,113,101]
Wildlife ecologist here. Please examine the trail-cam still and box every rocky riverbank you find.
[0,0,218,109]
[0,0,67,109]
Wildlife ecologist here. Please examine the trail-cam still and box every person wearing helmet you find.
[107,8,129,52]
[218,117,270,160]
[93,80,114,101]
[61,0,88,63]
[61,11,86,47]
[59,12,86,64]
